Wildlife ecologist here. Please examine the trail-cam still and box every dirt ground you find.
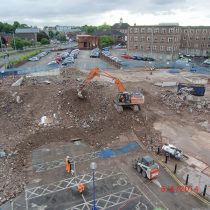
[0,66,210,205]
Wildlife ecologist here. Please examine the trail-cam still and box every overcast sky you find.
[0,0,210,27]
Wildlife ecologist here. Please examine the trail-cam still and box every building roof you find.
[112,23,130,30]
[94,29,124,36]
[15,28,39,34]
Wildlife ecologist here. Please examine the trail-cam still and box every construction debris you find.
[11,76,24,87]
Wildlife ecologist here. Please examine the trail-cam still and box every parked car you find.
[132,56,144,60]
[143,57,155,61]
[48,60,59,66]
[121,54,133,59]
[90,51,100,58]
[28,56,39,61]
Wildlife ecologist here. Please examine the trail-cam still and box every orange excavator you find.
[77,67,144,112]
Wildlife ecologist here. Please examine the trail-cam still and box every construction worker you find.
[65,156,71,174]
[77,182,85,194]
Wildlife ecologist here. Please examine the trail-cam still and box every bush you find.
[99,35,114,48]
[6,50,41,68]
[40,38,50,45]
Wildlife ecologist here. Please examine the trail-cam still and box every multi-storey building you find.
[127,24,181,60]
[180,26,210,56]
[127,24,210,60]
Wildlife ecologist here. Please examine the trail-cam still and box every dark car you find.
[143,57,155,61]
[132,56,144,60]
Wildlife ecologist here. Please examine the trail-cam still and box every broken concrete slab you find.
[11,76,24,87]
[154,81,177,87]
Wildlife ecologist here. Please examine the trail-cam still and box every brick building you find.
[77,35,99,50]
[112,18,130,42]
[180,26,210,56]
[15,28,40,42]
[127,24,181,60]
[127,24,210,60]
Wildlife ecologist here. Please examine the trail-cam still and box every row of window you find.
[181,44,210,48]
[130,36,178,42]
[130,27,179,34]
[183,37,210,41]
[131,45,178,51]
[184,29,210,34]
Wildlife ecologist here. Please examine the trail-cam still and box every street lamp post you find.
[90,162,97,210]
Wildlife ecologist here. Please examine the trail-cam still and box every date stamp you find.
[160,185,199,193]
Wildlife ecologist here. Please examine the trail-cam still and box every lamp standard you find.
[90,162,97,210]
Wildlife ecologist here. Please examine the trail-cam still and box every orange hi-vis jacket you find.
[77,183,85,193]
[65,159,71,173]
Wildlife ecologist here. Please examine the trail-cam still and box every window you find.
[154,37,158,43]
[196,29,200,34]
[154,28,159,33]
[184,30,188,34]
[140,45,144,50]
[146,45,151,50]
[161,37,165,42]
[169,28,175,33]
[130,28,133,33]
[161,28,167,34]
[207,44,210,48]
[201,44,205,48]
[130,36,133,41]
[140,36,145,41]
[147,28,152,33]
[175,28,179,33]
[208,37,210,41]
[173,46,177,51]
[190,29,194,34]
[190,37,193,40]
[135,45,138,50]
[147,36,151,41]
[167,46,172,51]
[134,36,138,41]
[168,37,173,42]
[140,36,145,42]
[153,46,157,50]
[160,46,165,51]
[196,37,199,40]
[134,28,139,33]
[203,29,207,34]
[141,28,145,33]
[202,37,206,41]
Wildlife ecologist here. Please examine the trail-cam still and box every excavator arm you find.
[77,67,126,98]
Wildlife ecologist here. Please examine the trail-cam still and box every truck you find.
[133,155,159,180]
[161,144,183,160]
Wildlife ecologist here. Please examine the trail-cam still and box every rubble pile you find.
[0,68,159,204]
[161,90,210,112]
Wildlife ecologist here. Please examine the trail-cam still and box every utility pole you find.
[12,32,17,50]
[0,36,3,52]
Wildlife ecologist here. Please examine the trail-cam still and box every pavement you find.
[1,133,210,210]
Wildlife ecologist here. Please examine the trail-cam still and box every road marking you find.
[120,167,168,210]
[152,179,162,188]
[153,154,210,206]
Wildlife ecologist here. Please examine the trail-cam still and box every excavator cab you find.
[77,67,144,113]
[114,91,143,113]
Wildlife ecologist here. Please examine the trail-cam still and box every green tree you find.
[48,30,54,39]
[99,35,114,48]
[40,38,50,45]
[57,33,67,42]
[81,25,97,34]
[10,38,24,50]
[37,31,49,42]
[97,24,111,31]
[13,21,20,29]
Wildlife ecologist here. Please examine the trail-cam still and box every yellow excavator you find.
[77,67,144,112]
